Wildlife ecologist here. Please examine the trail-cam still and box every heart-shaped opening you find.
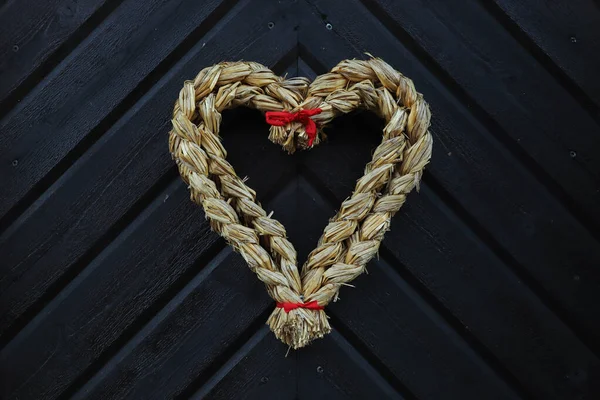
[169,58,432,349]
[221,109,390,264]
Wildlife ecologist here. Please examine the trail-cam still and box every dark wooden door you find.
[1,0,599,399]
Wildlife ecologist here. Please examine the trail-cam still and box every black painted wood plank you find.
[80,179,407,400]
[297,331,405,400]
[491,0,600,108]
[1,152,295,400]
[66,127,308,399]
[294,157,521,399]
[0,19,297,400]
[0,114,294,400]
[196,328,405,400]
[258,170,516,398]
[0,0,235,225]
[194,329,296,400]
[354,0,600,231]
[101,154,515,399]
[0,0,112,108]
[0,180,220,400]
[299,114,600,399]
[298,1,600,351]
[0,4,295,347]
[75,180,387,400]
[2,1,598,399]
[71,249,272,400]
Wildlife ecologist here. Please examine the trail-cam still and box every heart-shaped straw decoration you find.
[169,57,432,349]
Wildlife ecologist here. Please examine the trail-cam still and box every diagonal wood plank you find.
[291,169,522,398]
[67,132,305,399]
[489,0,600,109]
[73,178,367,400]
[353,0,600,230]
[191,328,296,400]
[298,109,599,398]
[193,327,406,400]
[297,0,600,351]
[0,132,294,400]
[71,249,273,400]
[0,18,298,400]
[0,0,295,348]
[297,331,406,400]
[0,0,117,110]
[0,179,220,400]
[0,0,238,226]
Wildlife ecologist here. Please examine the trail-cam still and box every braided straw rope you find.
[169,57,432,349]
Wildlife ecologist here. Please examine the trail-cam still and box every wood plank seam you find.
[296,48,600,359]
[299,165,531,399]
[476,0,600,122]
[68,246,236,399]
[25,167,297,399]
[345,0,600,240]
[423,172,600,357]
[295,4,600,369]
[67,169,315,398]
[0,0,128,120]
[0,167,178,349]
[0,0,243,233]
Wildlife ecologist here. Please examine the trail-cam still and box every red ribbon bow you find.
[276,300,324,313]
[265,108,323,146]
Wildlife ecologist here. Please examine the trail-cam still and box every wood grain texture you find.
[353,0,600,230]
[1,0,600,398]
[284,173,520,399]
[72,250,273,400]
[194,329,296,400]
[0,4,297,399]
[297,0,600,353]
[0,2,295,346]
[298,113,598,399]
[0,180,218,399]
[194,329,406,400]
[491,0,600,108]
[0,0,113,107]
[0,0,234,223]
[0,110,294,400]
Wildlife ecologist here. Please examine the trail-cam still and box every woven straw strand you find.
[169,58,432,349]
[298,59,432,310]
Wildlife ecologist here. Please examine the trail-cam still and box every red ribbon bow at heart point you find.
[276,301,324,313]
[265,108,323,146]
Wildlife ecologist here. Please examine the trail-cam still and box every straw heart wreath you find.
[169,57,433,349]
